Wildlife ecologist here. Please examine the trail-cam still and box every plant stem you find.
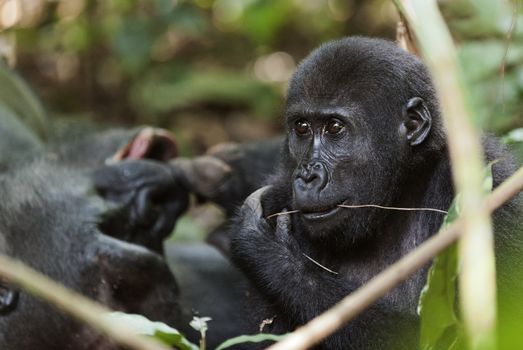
[0,254,172,350]
[396,1,498,349]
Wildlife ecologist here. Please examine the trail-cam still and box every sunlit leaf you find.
[104,312,198,350]
[502,128,523,144]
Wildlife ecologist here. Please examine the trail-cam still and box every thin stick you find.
[267,210,300,219]
[266,166,523,350]
[397,2,497,348]
[302,253,339,275]
[267,205,447,219]
[0,255,172,350]
[338,204,447,214]
[498,0,519,112]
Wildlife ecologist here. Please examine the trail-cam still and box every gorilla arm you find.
[230,187,417,349]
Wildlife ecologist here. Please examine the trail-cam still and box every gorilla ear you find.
[0,280,18,315]
[403,97,432,146]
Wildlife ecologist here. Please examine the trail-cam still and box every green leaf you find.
[215,333,287,350]
[418,198,462,350]
[104,312,198,350]
[0,62,48,140]
[418,163,494,350]
[131,69,280,118]
[502,128,523,145]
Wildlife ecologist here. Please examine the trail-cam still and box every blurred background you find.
[1,0,520,155]
[0,0,521,238]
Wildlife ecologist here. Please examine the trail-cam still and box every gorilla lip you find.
[301,205,341,221]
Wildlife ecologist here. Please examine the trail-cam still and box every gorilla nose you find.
[295,161,327,191]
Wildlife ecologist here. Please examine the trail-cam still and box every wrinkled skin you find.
[230,37,523,349]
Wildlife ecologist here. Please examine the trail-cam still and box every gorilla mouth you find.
[301,201,346,221]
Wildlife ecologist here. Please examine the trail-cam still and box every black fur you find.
[230,37,523,349]
[0,160,184,349]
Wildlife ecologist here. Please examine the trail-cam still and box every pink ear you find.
[112,127,178,162]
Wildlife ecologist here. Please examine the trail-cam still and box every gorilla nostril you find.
[302,174,318,184]
[297,161,326,186]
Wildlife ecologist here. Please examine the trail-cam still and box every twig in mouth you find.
[266,210,300,219]
[337,204,448,214]
[266,205,447,219]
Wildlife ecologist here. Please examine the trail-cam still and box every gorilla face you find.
[286,104,401,241]
[284,40,436,243]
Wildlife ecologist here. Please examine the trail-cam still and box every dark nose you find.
[295,161,327,191]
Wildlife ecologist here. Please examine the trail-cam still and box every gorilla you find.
[0,63,249,348]
[0,160,188,349]
[229,37,523,349]
[0,122,196,349]
[0,123,263,349]
[172,138,282,255]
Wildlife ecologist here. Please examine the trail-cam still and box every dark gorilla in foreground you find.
[0,60,253,347]
[0,124,196,349]
[0,160,187,349]
[0,123,248,349]
[230,37,523,349]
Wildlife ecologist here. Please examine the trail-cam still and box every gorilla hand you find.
[234,186,301,262]
[92,160,189,253]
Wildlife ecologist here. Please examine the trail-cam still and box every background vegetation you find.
[1,0,520,155]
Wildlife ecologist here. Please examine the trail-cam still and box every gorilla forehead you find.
[286,37,437,115]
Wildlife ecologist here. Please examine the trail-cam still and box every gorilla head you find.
[281,37,446,244]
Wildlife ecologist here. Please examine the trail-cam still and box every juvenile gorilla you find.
[230,37,523,349]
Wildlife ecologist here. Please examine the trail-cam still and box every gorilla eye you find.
[325,119,344,135]
[294,120,311,135]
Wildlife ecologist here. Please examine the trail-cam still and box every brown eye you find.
[294,120,311,135]
[325,119,344,135]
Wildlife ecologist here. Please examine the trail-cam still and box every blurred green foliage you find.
[1,0,522,154]
[6,0,396,154]
[442,0,523,133]
[2,0,519,154]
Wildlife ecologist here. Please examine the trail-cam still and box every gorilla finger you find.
[241,185,272,218]
[133,189,158,228]
[276,208,292,232]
